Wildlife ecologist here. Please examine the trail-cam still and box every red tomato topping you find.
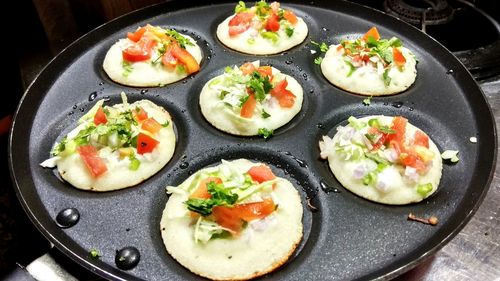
[400,149,427,173]
[136,133,159,154]
[247,165,276,183]
[362,27,380,41]
[161,49,178,69]
[122,37,157,62]
[412,130,429,148]
[141,118,162,134]
[257,66,273,80]
[265,13,280,32]
[283,10,298,24]
[213,198,276,233]
[240,62,257,75]
[170,44,200,74]
[127,27,147,42]
[77,145,108,177]
[270,79,296,108]
[228,12,255,36]
[93,106,107,125]
[385,116,407,146]
[240,92,256,118]
[133,107,148,122]
[190,177,222,199]
[393,47,406,67]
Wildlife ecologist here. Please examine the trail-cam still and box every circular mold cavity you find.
[94,26,211,88]
[115,246,141,270]
[34,93,188,198]
[56,208,80,228]
[184,59,316,139]
[312,105,462,205]
[150,146,321,276]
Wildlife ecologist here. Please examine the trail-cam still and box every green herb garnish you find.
[258,128,273,139]
[185,181,238,216]
[285,26,294,37]
[311,40,329,52]
[247,71,273,101]
[363,96,372,106]
[314,57,323,65]
[261,110,271,119]
[89,249,101,259]
[165,29,194,49]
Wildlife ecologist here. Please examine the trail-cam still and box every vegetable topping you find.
[122,24,200,74]
[168,160,280,243]
[319,116,437,196]
[228,1,299,42]
[208,62,296,120]
[49,93,169,177]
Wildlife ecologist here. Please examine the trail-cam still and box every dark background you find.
[1,0,499,279]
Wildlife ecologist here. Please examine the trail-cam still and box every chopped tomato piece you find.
[228,12,254,36]
[265,13,280,32]
[161,49,178,69]
[412,130,429,148]
[362,26,380,41]
[240,62,257,75]
[122,37,157,62]
[336,45,344,52]
[257,66,273,79]
[240,92,256,118]
[93,106,107,125]
[385,116,407,146]
[190,177,222,199]
[229,25,250,36]
[133,107,148,122]
[270,79,296,108]
[136,133,159,154]
[77,145,107,177]
[213,198,276,233]
[229,11,255,26]
[393,47,406,67]
[400,149,427,173]
[283,10,298,24]
[141,118,162,134]
[170,44,200,74]
[127,27,147,42]
[247,165,276,183]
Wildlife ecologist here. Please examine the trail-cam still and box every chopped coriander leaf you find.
[247,72,273,101]
[314,57,323,65]
[311,41,329,52]
[362,96,372,106]
[165,29,194,49]
[185,182,238,216]
[247,37,255,45]
[285,26,294,37]
[122,61,133,77]
[239,94,249,107]
[162,121,170,127]
[258,128,273,139]
[255,0,270,17]
[89,249,101,259]
[261,110,271,119]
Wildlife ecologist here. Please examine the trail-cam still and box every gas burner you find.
[384,0,455,28]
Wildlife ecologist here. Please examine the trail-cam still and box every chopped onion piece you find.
[441,150,459,163]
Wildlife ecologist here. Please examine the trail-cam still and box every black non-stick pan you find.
[9,0,496,280]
